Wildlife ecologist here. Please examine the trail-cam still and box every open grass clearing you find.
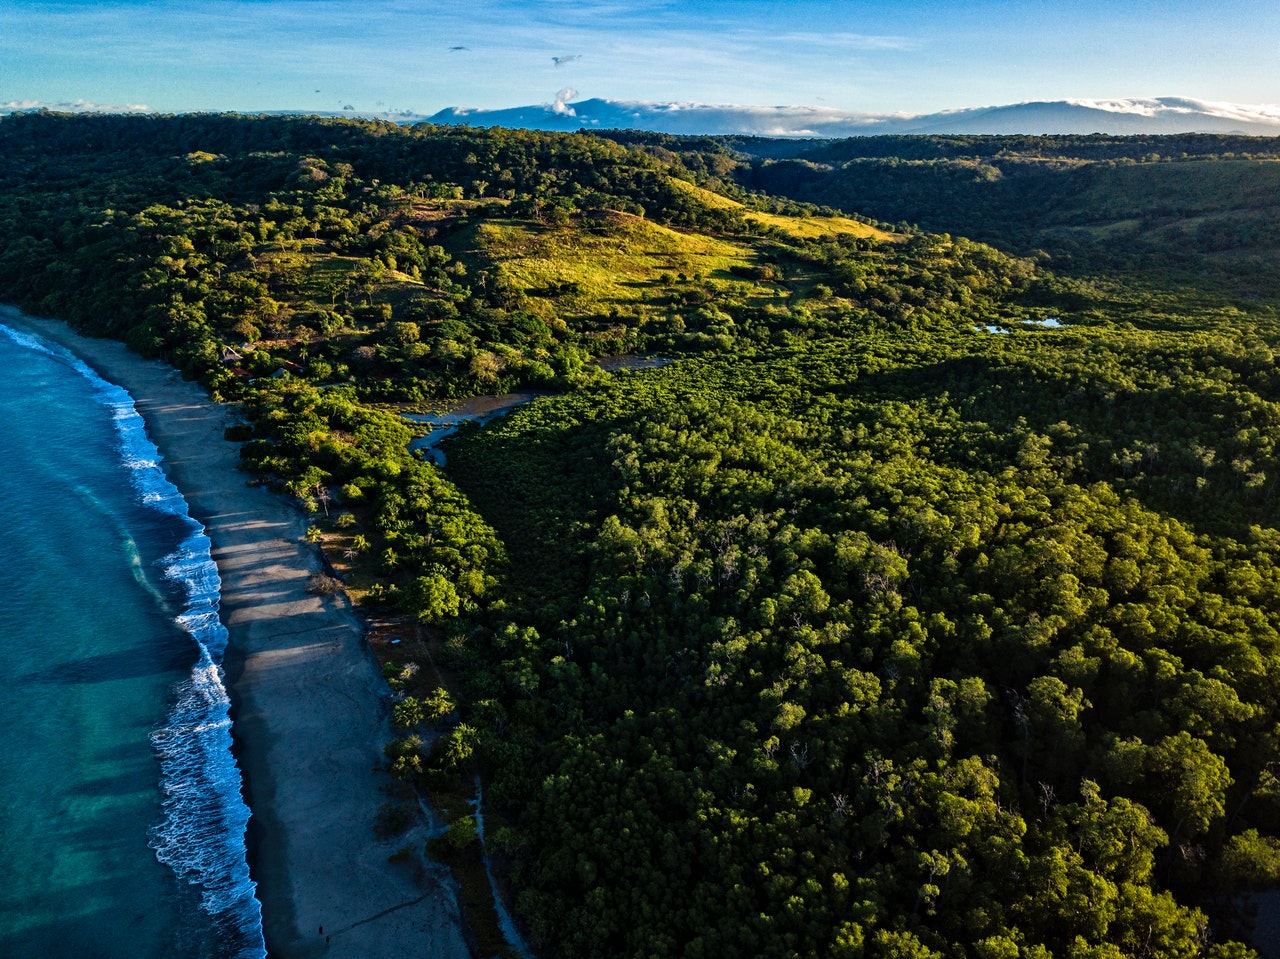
[665,177,897,241]
[467,215,791,315]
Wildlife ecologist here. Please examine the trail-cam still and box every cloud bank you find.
[1,98,151,115]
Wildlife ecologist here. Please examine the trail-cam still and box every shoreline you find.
[3,308,470,959]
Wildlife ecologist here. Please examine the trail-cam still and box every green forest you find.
[2,112,1279,959]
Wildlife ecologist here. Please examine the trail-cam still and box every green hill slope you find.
[743,135,1280,302]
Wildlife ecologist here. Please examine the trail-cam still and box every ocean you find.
[0,318,265,958]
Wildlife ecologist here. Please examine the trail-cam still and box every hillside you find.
[2,113,1279,959]
[738,134,1280,301]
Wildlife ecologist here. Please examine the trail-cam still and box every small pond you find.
[976,318,1064,334]
[590,353,674,372]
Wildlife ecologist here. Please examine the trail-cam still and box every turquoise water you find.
[0,318,265,958]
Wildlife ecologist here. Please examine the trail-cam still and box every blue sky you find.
[3,0,1278,116]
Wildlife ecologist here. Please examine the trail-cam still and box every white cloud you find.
[0,98,151,114]
[1065,96,1280,124]
[763,29,919,52]
[552,88,578,115]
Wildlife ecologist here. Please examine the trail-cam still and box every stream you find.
[470,775,536,959]
[404,354,673,464]
[405,391,545,465]
[400,356,672,952]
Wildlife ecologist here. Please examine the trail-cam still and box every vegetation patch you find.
[2,112,1278,959]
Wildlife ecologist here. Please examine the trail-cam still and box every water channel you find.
[404,354,673,464]
[405,391,546,465]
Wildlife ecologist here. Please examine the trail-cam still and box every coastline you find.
[3,308,470,959]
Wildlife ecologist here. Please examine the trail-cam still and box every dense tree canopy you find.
[2,111,1278,958]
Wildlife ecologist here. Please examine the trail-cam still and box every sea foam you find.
[0,320,266,958]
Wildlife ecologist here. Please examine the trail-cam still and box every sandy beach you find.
[4,309,470,959]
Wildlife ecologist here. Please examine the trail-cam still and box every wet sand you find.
[5,309,469,959]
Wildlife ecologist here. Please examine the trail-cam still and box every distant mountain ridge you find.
[7,95,1279,137]
[426,95,1280,137]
